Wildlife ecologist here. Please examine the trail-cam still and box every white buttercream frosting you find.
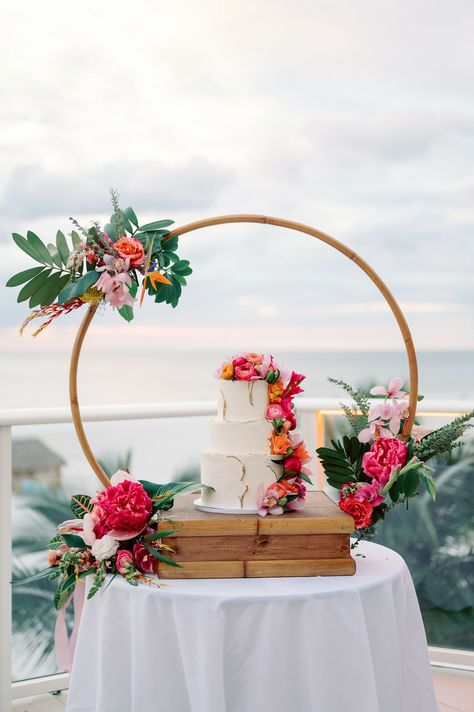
[208,419,272,455]
[217,380,269,422]
[201,453,280,510]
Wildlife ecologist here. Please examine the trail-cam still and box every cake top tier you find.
[217,380,269,422]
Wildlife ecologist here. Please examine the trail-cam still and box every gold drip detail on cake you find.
[219,389,227,420]
[266,463,280,481]
[248,380,254,406]
[226,455,248,508]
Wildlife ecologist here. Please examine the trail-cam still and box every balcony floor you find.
[11,668,474,712]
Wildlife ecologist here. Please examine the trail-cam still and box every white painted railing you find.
[1,397,473,707]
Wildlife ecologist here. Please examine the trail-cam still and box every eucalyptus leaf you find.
[27,231,54,265]
[56,230,70,265]
[6,266,44,287]
[71,231,82,247]
[17,269,52,303]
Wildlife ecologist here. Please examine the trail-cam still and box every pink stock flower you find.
[116,549,134,574]
[234,363,257,380]
[362,438,408,487]
[370,377,407,399]
[266,403,285,420]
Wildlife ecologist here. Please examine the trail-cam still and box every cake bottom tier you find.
[200,452,281,511]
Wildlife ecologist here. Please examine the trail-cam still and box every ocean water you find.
[3,349,473,494]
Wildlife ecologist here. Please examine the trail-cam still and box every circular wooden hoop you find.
[70,214,418,488]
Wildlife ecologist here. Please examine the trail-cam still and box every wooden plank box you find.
[156,492,355,578]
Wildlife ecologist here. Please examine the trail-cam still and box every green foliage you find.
[414,411,474,461]
[6,266,45,287]
[57,269,100,304]
[54,571,77,610]
[118,282,137,322]
[87,562,107,600]
[70,494,93,519]
[144,543,182,568]
[139,480,203,511]
[317,436,369,489]
[328,377,370,434]
[97,449,132,477]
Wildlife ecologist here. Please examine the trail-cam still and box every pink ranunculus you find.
[234,363,257,380]
[283,455,302,473]
[116,549,134,574]
[133,542,157,574]
[93,480,153,541]
[362,437,408,487]
[370,377,407,399]
[355,483,384,507]
[245,352,263,364]
[266,403,285,420]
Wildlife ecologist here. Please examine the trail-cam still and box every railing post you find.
[0,425,12,712]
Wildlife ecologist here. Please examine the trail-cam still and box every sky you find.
[1,0,473,356]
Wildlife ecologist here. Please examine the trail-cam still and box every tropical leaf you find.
[17,269,52,303]
[71,230,82,247]
[12,233,44,262]
[144,543,181,568]
[55,230,70,265]
[29,272,70,308]
[162,234,179,252]
[70,494,93,519]
[139,480,203,511]
[26,231,54,265]
[54,572,77,610]
[47,243,63,269]
[57,270,100,304]
[61,533,86,549]
[47,534,64,550]
[118,282,137,322]
[144,529,178,541]
[6,266,44,287]
[123,206,139,227]
[11,567,53,586]
[139,219,174,231]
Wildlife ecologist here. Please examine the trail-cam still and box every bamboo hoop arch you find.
[69,214,418,489]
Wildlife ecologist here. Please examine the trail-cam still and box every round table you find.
[66,541,438,712]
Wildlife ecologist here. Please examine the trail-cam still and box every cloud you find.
[0,158,233,218]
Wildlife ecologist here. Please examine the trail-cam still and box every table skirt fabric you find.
[66,541,438,712]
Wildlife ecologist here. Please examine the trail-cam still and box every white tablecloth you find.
[66,541,438,712]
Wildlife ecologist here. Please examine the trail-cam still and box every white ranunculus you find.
[91,535,119,561]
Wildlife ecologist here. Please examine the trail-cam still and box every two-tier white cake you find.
[199,379,281,512]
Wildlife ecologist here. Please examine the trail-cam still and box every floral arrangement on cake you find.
[317,377,474,543]
[6,190,191,335]
[217,352,312,515]
[14,473,203,607]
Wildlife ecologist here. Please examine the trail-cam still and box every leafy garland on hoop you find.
[6,190,191,335]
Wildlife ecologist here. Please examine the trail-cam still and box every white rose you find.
[91,535,119,561]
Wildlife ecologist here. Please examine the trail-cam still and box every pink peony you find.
[234,363,257,380]
[266,403,285,420]
[133,542,157,574]
[116,549,134,574]
[362,438,408,487]
[93,480,153,541]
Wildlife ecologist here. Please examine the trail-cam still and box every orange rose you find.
[270,431,292,455]
[221,364,234,380]
[268,380,284,403]
[293,443,310,461]
[114,237,146,267]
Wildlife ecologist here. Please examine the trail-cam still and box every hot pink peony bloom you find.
[116,549,134,574]
[93,480,153,541]
[370,377,407,399]
[234,363,257,380]
[133,542,157,574]
[362,438,408,487]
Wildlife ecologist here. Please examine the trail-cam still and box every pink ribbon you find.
[55,582,85,671]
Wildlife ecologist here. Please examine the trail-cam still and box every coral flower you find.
[270,431,292,455]
[268,380,284,402]
[114,236,146,267]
